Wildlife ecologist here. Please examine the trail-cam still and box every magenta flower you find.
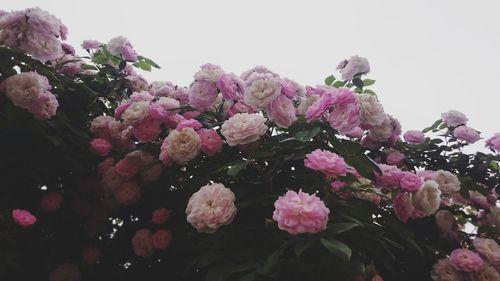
[12,209,36,227]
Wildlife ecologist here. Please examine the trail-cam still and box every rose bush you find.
[0,7,499,281]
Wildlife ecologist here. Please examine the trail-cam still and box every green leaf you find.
[320,238,352,261]
[227,161,249,177]
[325,222,360,235]
[137,55,161,69]
[325,75,336,86]
[363,79,376,86]
[352,78,364,89]
[239,271,256,281]
[294,126,321,142]
[363,89,377,96]
[423,119,443,133]
[294,239,315,257]
[133,60,152,71]
[333,80,347,88]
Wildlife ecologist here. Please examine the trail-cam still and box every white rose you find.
[358,94,385,127]
[166,128,201,165]
[243,74,281,109]
[412,180,442,216]
[432,170,461,193]
[121,101,149,126]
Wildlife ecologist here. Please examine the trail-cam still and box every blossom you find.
[469,191,491,209]
[185,183,237,233]
[487,206,500,228]
[90,138,112,156]
[49,263,81,281]
[194,63,224,83]
[453,126,480,144]
[27,91,59,120]
[272,190,330,235]
[0,72,51,109]
[121,101,150,126]
[240,65,279,81]
[149,97,180,121]
[393,192,416,223]
[328,102,361,135]
[115,157,140,178]
[450,249,483,272]
[12,209,36,227]
[152,229,172,250]
[221,113,268,146]
[176,119,203,130]
[101,167,124,193]
[280,78,305,99]
[485,133,500,152]
[81,39,101,49]
[188,80,219,111]
[404,130,425,144]
[412,180,442,216]
[471,263,500,281]
[441,110,468,127]
[130,91,154,102]
[114,181,141,205]
[40,193,62,212]
[337,55,370,81]
[386,150,405,166]
[107,35,137,61]
[431,258,465,281]
[357,94,385,127]
[243,73,282,109]
[152,208,172,225]
[297,94,320,115]
[132,117,161,142]
[305,88,356,121]
[197,128,223,156]
[435,210,459,241]
[165,128,201,164]
[131,229,154,258]
[304,149,349,177]
[374,164,402,190]
[82,247,101,265]
[266,94,297,128]
[473,238,500,270]
[140,163,163,184]
[432,170,461,193]
[398,172,422,193]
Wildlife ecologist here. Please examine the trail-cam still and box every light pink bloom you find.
[386,150,405,166]
[243,73,282,109]
[337,55,370,81]
[12,209,36,227]
[194,63,224,83]
[272,190,330,235]
[432,170,461,193]
[469,191,491,209]
[357,94,385,128]
[176,119,203,130]
[328,102,361,135]
[404,130,425,144]
[82,247,100,265]
[399,172,422,193]
[152,208,172,225]
[90,138,112,156]
[304,149,349,177]
[27,91,59,120]
[305,87,356,121]
[453,126,480,144]
[165,128,201,164]
[132,117,161,142]
[130,91,154,102]
[375,164,402,190]
[131,229,154,258]
[221,113,268,146]
[450,249,483,272]
[152,229,172,250]
[188,80,218,111]
[280,78,305,99]
[107,36,137,62]
[0,72,51,109]
[225,101,254,118]
[266,94,297,128]
[81,40,101,49]
[49,263,81,281]
[441,110,468,127]
[198,128,223,156]
[412,180,442,216]
[185,183,237,233]
[485,133,500,152]
[431,258,465,281]
[40,193,62,212]
[114,181,141,205]
[393,192,416,223]
[417,170,435,181]
[473,238,500,271]
[216,73,244,100]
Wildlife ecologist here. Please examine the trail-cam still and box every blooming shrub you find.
[0,7,499,281]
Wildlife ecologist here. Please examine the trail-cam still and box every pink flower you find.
[82,246,100,264]
[441,110,468,127]
[266,94,297,128]
[97,157,114,175]
[114,181,141,205]
[132,117,161,142]
[225,101,254,118]
[305,88,356,121]
[152,229,172,250]
[152,208,172,224]
[473,238,500,271]
[399,172,422,193]
[404,130,425,144]
[417,170,435,180]
[115,157,140,178]
[304,149,349,178]
[337,55,370,81]
[216,73,244,100]
[12,209,36,227]
[188,80,218,111]
[194,63,224,83]
[386,150,405,166]
[453,126,480,144]
[185,183,237,233]
[272,189,330,235]
[164,128,201,164]
[432,170,461,193]
[49,263,81,281]
[140,163,163,184]
[485,133,500,152]
[449,249,483,272]
[81,39,101,49]
[27,91,59,120]
[357,94,385,128]
[243,73,282,109]
[101,167,124,193]
[412,180,442,216]
[197,128,223,156]
[176,119,203,130]
[280,78,305,99]
[131,229,154,258]
[90,138,112,156]
[431,258,465,281]
[40,193,62,212]
[159,139,173,167]
[221,113,268,146]
[393,192,415,223]
[0,71,51,109]
[375,164,402,190]
[107,36,137,62]
[130,91,154,102]
[328,102,361,135]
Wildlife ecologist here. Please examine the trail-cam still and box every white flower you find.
[432,170,461,193]
[358,94,385,127]
[166,128,201,165]
[121,101,149,126]
[107,35,129,56]
[221,113,268,146]
[243,74,281,109]
[412,180,442,216]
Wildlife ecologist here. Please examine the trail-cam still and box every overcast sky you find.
[4,0,500,151]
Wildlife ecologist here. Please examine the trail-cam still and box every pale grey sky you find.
[4,0,500,151]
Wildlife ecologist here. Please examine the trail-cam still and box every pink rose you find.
[453,126,480,144]
[328,102,361,135]
[81,40,101,49]
[114,181,141,205]
[435,210,459,241]
[221,113,268,146]
[27,91,59,120]
[375,164,402,190]
[473,238,500,271]
[266,94,297,128]
[272,190,330,235]
[115,157,140,178]
[304,149,349,178]
[132,117,161,142]
[441,110,468,127]
[393,192,415,223]
[197,128,223,156]
[152,208,172,224]
[40,193,62,212]
[386,150,405,166]
[404,130,425,144]
[188,80,218,111]
[131,229,154,258]
[12,209,36,227]
[186,183,237,233]
[399,172,422,193]
[152,229,172,250]
[90,138,112,156]
[216,73,244,100]
[176,119,203,130]
[225,101,254,118]
[485,133,500,152]
[431,258,465,281]
[449,249,483,272]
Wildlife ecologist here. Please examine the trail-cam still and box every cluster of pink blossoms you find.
[0,72,58,119]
